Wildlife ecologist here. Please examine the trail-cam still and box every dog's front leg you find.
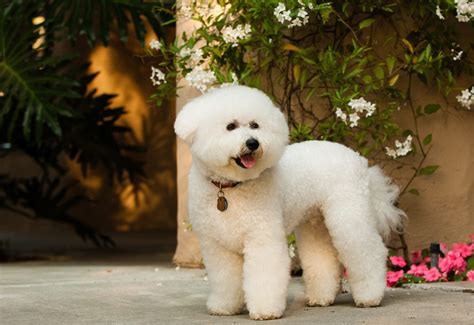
[200,237,245,316]
[243,229,291,320]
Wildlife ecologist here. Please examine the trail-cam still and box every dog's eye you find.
[226,122,238,131]
[249,122,259,129]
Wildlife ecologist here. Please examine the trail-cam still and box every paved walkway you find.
[1,253,473,324]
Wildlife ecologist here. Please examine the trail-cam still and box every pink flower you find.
[467,270,474,282]
[387,270,404,287]
[438,257,453,273]
[445,251,466,272]
[389,256,407,268]
[452,243,473,258]
[423,267,441,282]
[440,242,448,255]
[407,264,428,277]
[423,256,431,264]
[411,250,422,264]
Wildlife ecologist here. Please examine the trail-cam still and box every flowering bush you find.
[386,234,474,287]
[146,1,473,251]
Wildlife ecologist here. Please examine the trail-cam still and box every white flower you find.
[190,48,204,64]
[178,4,193,20]
[335,107,347,124]
[385,147,398,159]
[179,47,204,67]
[231,72,238,84]
[185,65,216,93]
[348,113,360,127]
[221,72,240,88]
[149,39,161,50]
[385,135,413,159]
[275,2,310,28]
[150,66,165,86]
[274,3,292,24]
[289,243,296,259]
[451,48,463,61]
[221,24,251,47]
[348,97,376,116]
[456,86,474,109]
[435,6,445,20]
[455,0,474,22]
[179,47,192,58]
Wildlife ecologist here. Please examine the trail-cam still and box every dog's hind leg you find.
[200,237,245,316]
[322,192,387,307]
[295,218,342,307]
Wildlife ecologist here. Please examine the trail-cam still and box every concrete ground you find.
[1,252,473,325]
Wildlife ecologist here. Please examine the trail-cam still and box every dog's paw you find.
[355,299,381,308]
[249,312,283,321]
[306,297,335,307]
[208,307,242,316]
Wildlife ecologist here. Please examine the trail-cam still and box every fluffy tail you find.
[368,166,407,242]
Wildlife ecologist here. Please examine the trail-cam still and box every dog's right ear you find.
[174,101,199,145]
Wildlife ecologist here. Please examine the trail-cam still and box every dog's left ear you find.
[174,100,200,145]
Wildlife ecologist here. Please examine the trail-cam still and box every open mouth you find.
[234,153,257,169]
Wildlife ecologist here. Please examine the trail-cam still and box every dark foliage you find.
[0,0,168,247]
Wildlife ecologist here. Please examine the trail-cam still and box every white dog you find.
[175,85,405,320]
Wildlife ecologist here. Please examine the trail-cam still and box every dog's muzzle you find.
[234,138,260,169]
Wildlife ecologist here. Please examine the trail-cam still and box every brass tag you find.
[217,190,228,212]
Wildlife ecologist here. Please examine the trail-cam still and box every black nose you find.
[246,138,259,151]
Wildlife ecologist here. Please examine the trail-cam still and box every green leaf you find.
[424,104,441,114]
[423,134,432,146]
[408,188,420,195]
[467,255,474,271]
[362,75,373,84]
[359,18,376,30]
[418,165,439,176]
[374,66,384,80]
[386,56,396,75]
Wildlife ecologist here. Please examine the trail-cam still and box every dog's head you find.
[175,85,289,182]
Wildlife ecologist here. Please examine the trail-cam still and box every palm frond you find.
[0,2,80,140]
[47,0,168,46]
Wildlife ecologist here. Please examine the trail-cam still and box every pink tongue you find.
[240,154,256,169]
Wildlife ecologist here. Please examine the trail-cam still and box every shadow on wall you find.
[0,26,177,239]
[67,27,177,233]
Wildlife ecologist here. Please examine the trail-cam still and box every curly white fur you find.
[175,85,405,320]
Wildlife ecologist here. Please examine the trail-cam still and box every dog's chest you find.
[189,181,279,253]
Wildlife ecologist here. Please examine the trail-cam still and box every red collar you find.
[211,180,241,189]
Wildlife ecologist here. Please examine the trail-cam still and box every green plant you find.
[0,0,168,246]
[148,0,473,256]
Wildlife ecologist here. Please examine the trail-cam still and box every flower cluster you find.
[274,1,311,28]
[184,66,216,93]
[456,86,474,109]
[455,0,474,22]
[385,135,413,159]
[386,234,474,287]
[150,66,166,86]
[221,24,251,47]
[334,97,376,128]
[178,1,230,23]
[179,47,204,66]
